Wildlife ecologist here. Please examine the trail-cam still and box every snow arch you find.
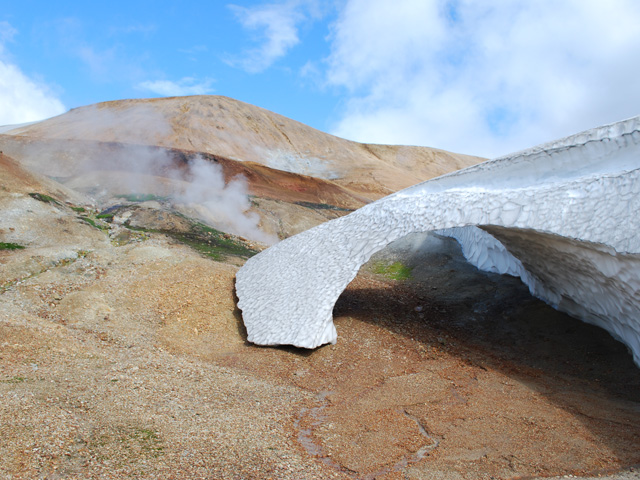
[235,117,640,365]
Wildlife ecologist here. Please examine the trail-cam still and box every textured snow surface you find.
[235,116,640,365]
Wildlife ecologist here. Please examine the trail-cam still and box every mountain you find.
[0,96,484,241]
[3,95,483,199]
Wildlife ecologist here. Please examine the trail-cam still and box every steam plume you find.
[1,103,277,244]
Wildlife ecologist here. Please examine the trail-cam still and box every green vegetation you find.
[372,261,413,281]
[29,192,61,206]
[116,193,169,203]
[0,242,25,250]
[90,425,165,465]
[294,201,354,212]
[104,204,258,259]
[70,206,86,212]
[126,219,259,261]
[169,232,254,260]
[80,216,108,231]
[1,376,26,384]
[133,428,162,449]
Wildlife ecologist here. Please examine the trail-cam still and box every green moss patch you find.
[80,217,109,231]
[0,376,26,384]
[0,242,25,250]
[372,261,413,281]
[294,201,354,212]
[116,193,169,203]
[127,219,259,261]
[29,192,62,206]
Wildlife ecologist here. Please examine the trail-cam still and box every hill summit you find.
[4,95,483,198]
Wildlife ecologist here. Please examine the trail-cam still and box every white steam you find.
[173,156,277,244]
[0,103,277,244]
[258,147,340,180]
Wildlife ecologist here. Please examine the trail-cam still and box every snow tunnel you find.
[235,116,640,366]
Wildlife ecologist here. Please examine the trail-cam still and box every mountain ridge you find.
[4,95,485,199]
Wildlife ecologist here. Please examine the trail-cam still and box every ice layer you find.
[235,117,640,365]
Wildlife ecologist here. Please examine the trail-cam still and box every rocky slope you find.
[2,95,483,198]
[1,98,639,480]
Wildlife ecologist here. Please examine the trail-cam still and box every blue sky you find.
[2,0,640,158]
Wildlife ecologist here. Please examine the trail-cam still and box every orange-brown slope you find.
[4,96,485,199]
[215,159,369,209]
[0,152,47,193]
[0,152,86,205]
[0,135,367,211]
[167,146,370,209]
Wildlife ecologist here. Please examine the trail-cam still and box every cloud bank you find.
[138,77,215,97]
[325,0,640,157]
[0,21,66,125]
[227,1,308,73]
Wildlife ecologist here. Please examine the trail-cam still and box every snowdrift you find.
[236,117,640,365]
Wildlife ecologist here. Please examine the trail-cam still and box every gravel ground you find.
[1,178,639,479]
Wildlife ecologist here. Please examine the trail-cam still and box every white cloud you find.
[50,18,148,84]
[227,1,306,73]
[76,44,119,79]
[0,21,17,51]
[326,0,640,157]
[138,77,215,97]
[108,23,157,36]
[0,22,65,125]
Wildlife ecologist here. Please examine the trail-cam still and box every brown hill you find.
[4,95,484,199]
[0,96,484,240]
[0,135,368,239]
[0,152,84,203]
[0,96,483,240]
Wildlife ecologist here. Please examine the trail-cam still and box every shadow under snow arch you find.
[235,116,640,366]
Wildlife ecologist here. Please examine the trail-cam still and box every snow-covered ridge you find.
[393,116,640,197]
[235,116,640,365]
